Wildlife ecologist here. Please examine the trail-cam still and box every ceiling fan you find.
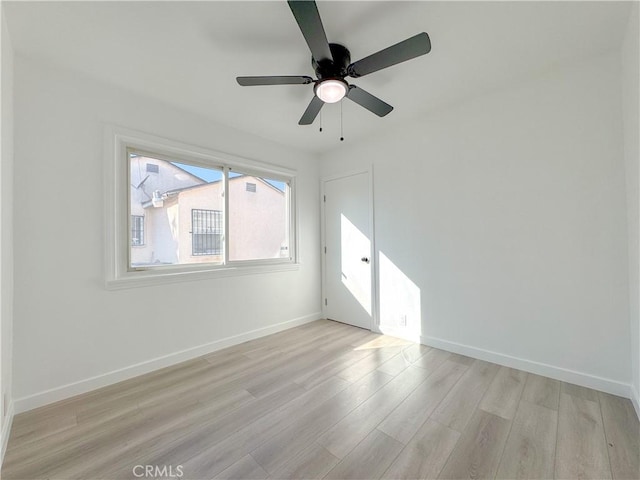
[236,0,431,125]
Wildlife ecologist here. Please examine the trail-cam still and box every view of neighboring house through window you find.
[229,172,290,261]
[128,150,293,270]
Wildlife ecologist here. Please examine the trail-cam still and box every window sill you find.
[105,262,300,290]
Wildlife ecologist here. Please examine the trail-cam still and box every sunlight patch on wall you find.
[379,251,421,338]
[341,214,372,316]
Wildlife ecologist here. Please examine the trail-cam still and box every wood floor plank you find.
[324,429,404,480]
[447,353,475,366]
[68,383,306,480]
[96,381,314,480]
[240,325,333,359]
[6,387,258,480]
[495,400,557,479]
[265,442,339,479]
[381,420,461,480]
[521,373,560,410]
[599,392,640,479]
[400,343,431,363]
[377,351,415,376]
[478,366,527,420]
[3,408,149,479]
[292,346,374,390]
[438,409,511,479]
[431,360,500,432]
[236,320,357,366]
[412,348,451,372]
[84,358,213,403]
[555,392,612,479]
[250,369,393,474]
[378,359,468,444]
[561,381,600,402]
[73,343,292,424]
[8,408,77,448]
[353,335,413,350]
[169,376,350,480]
[245,344,355,398]
[87,357,210,401]
[197,328,362,401]
[317,366,430,459]
[213,455,269,480]
[336,347,404,383]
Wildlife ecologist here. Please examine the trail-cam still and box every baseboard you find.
[632,385,640,421]
[14,312,322,414]
[421,335,631,398]
[1,400,14,467]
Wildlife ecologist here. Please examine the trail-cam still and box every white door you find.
[323,172,372,330]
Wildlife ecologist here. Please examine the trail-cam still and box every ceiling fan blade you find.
[237,76,314,86]
[288,1,333,62]
[346,85,393,117]
[299,96,324,125]
[347,32,431,78]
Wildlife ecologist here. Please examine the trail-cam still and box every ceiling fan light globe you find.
[315,79,347,103]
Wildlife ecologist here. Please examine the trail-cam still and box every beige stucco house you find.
[130,155,288,266]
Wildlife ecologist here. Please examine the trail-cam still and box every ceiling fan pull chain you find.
[319,110,323,132]
[340,100,344,141]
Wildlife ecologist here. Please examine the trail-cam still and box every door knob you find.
[361,257,370,264]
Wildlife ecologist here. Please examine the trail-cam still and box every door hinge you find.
[324,298,328,306]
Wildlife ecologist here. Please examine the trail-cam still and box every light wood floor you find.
[2,320,638,479]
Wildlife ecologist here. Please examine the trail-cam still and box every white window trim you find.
[104,125,300,290]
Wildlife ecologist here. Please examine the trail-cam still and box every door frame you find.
[320,167,379,332]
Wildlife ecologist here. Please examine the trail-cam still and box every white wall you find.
[0,7,15,456]
[322,52,630,395]
[622,2,640,414]
[12,56,321,409]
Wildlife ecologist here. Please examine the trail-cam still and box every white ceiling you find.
[4,1,632,154]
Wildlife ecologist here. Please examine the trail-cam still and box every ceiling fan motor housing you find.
[313,43,351,80]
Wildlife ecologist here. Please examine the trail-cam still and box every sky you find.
[172,162,222,182]
[172,162,285,192]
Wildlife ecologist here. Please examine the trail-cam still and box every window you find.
[192,209,222,256]
[131,215,144,246]
[107,128,298,287]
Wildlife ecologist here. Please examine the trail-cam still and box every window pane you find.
[129,152,223,268]
[228,173,290,261]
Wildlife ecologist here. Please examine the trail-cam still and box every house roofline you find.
[161,174,284,196]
